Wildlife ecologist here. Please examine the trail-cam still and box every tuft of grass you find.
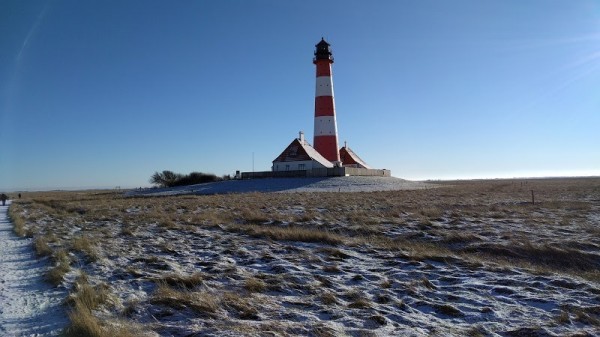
[555,310,570,324]
[71,236,99,262]
[34,236,53,257]
[421,277,437,290]
[380,278,393,288]
[120,227,135,236]
[466,325,487,337]
[318,247,350,260]
[352,274,365,281]
[419,207,443,219]
[234,224,343,245]
[321,292,338,305]
[157,272,204,290]
[47,261,70,286]
[8,205,27,237]
[67,273,110,311]
[158,218,178,230]
[221,291,259,320]
[323,264,341,273]
[244,276,266,293]
[64,274,104,337]
[434,303,463,317]
[570,305,600,325]
[64,300,103,337]
[312,323,337,337]
[345,288,371,309]
[348,297,371,309]
[64,273,138,337]
[52,249,71,265]
[150,283,219,316]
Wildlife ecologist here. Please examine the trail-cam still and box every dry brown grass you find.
[221,291,260,320]
[232,224,343,245]
[8,203,28,237]
[434,303,463,317]
[348,297,371,309]
[71,236,99,261]
[321,291,338,305]
[150,282,219,316]
[46,260,70,286]
[34,235,53,257]
[64,272,139,337]
[64,300,104,337]
[323,264,341,273]
[244,276,267,293]
[10,177,600,334]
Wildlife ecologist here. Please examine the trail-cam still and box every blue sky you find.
[1,1,599,190]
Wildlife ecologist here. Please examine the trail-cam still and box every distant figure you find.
[1,193,7,206]
[18,193,21,199]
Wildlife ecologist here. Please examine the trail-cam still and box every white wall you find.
[273,160,316,172]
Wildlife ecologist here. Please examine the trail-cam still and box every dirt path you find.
[0,202,68,336]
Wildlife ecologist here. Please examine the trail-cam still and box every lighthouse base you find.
[241,167,391,180]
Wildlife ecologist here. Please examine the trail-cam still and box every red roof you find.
[273,138,334,168]
[340,146,371,169]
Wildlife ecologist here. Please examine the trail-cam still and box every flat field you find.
[9,177,600,336]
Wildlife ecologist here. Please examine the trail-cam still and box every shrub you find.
[149,170,221,188]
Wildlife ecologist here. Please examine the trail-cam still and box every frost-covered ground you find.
[6,177,600,336]
[127,176,431,196]
[0,201,68,336]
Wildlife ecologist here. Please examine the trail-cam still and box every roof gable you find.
[340,146,371,169]
[273,138,334,168]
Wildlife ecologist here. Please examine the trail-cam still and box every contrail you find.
[2,0,51,139]
[16,1,51,62]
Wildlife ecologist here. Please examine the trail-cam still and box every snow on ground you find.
[93,220,600,336]
[0,201,68,337]
[9,178,600,336]
[127,176,431,197]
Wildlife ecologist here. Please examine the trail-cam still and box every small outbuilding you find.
[340,143,371,169]
[272,132,334,172]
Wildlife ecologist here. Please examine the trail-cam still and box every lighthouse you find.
[265,38,390,179]
[313,38,341,164]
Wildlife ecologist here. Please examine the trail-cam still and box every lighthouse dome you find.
[314,38,333,62]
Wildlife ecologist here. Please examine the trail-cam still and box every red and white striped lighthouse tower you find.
[313,38,341,164]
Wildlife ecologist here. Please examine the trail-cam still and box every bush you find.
[150,170,221,188]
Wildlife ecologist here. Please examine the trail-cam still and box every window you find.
[285,165,290,171]
[298,164,305,170]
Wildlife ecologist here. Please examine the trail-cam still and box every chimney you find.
[299,131,305,144]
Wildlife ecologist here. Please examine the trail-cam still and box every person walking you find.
[1,193,7,206]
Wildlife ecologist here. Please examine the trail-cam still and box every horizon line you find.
[1,174,599,193]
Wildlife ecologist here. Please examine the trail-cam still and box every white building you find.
[272,132,334,172]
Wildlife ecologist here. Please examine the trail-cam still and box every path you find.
[0,201,68,336]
